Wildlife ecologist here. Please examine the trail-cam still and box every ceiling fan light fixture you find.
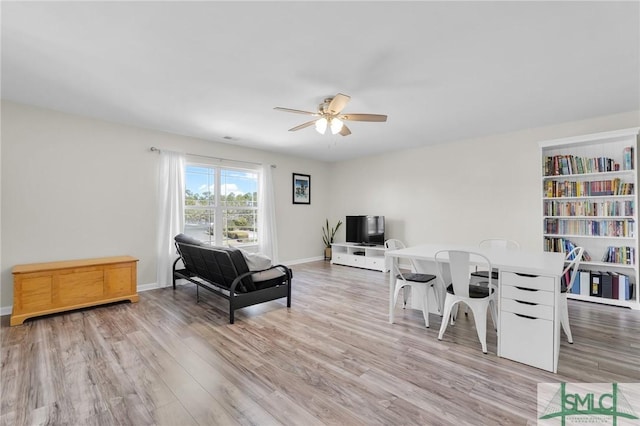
[315,117,328,134]
[330,118,343,134]
[275,93,387,136]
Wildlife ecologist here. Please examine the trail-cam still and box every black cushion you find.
[174,233,203,246]
[396,273,436,283]
[204,246,255,292]
[252,268,288,290]
[446,283,494,298]
[174,242,256,293]
[470,269,499,280]
[223,247,256,292]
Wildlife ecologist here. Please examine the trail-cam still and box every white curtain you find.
[258,165,279,264]
[156,151,185,287]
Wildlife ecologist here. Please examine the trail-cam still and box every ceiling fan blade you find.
[327,93,351,115]
[274,107,318,116]
[339,113,387,122]
[339,124,352,136]
[289,120,317,132]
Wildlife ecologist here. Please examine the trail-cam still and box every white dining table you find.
[385,243,566,372]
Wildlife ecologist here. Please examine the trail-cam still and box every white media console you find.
[331,242,388,272]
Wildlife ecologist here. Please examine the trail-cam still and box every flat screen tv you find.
[346,215,385,246]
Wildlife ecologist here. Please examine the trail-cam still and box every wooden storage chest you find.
[11,256,139,326]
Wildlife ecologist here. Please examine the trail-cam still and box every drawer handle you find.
[515,300,537,306]
[515,313,537,320]
[515,286,538,292]
[515,273,539,278]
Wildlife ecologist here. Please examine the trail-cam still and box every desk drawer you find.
[500,311,554,371]
[501,298,554,320]
[501,285,554,306]
[501,271,555,292]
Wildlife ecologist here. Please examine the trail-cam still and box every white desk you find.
[385,243,565,372]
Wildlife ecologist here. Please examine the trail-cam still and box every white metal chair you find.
[559,246,584,344]
[479,238,520,250]
[471,238,520,284]
[435,250,498,353]
[385,239,440,328]
[466,238,519,317]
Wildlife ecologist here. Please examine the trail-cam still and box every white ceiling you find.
[2,1,639,162]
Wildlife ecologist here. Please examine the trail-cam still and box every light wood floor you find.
[2,260,639,425]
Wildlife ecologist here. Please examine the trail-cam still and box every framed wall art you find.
[292,173,311,204]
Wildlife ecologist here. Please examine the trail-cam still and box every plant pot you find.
[324,247,332,261]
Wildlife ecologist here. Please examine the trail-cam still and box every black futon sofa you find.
[172,234,292,324]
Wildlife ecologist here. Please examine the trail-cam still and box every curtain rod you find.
[150,147,276,168]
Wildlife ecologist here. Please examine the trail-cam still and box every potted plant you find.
[322,219,343,260]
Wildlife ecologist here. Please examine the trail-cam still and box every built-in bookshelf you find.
[539,127,640,310]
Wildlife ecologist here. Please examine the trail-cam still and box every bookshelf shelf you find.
[565,293,638,309]
[578,261,636,269]
[543,195,634,200]
[544,216,634,220]
[542,170,635,179]
[543,234,635,240]
[539,127,640,310]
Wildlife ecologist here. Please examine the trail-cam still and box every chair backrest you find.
[385,239,422,279]
[479,238,520,250]
[562,246,584,292]
[435,250,492,298]
[385,239,409,278]
[384,239,406,250]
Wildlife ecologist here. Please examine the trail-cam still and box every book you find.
[611,272,619,299]
[571,270,581,294]
[579,270,590,296]
[601,272,613,298]
[623,146,634,170]
[590,272,602,297]
[618,274,631,300]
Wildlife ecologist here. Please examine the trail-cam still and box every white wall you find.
[2,100,638,313]
[1,101,331,309]
[328,111,640,250]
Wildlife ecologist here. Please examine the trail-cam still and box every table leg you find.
[389,257,396,323]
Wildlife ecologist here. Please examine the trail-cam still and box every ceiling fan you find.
[274,93,387,136]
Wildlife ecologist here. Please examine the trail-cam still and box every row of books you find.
[602,246,636,265]
[543,200,634,217]
[543,147,634,176]
[544,218,635,238]
[543,179,634,198]
[544,155,618,176]
[569,270,634,301]
[544,238,636,265]
[544,238,592,261]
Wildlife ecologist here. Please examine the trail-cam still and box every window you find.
[184,164,259,247]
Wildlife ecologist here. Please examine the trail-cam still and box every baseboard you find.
[137,282,160,292]
[0,257,344,316]
[283,255,324,266]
